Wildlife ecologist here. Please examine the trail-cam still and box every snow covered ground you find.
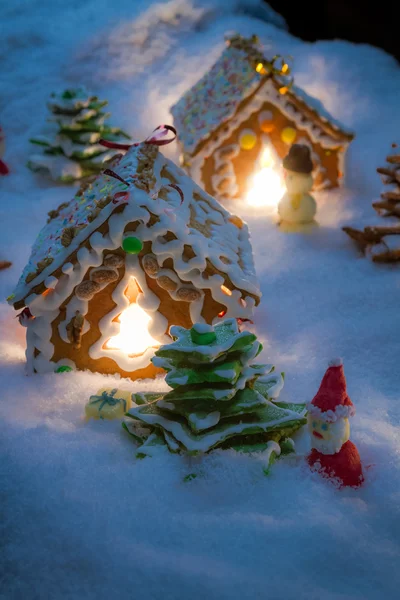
[1,1,400,598]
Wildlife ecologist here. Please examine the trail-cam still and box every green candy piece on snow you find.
[55,365,73,373]
[122,236,143,255]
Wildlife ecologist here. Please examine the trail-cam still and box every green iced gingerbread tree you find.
[28,88,130,183]
[124,319,307,462]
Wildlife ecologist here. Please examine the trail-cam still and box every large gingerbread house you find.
[171,35,354,204]
[8,133,260,380]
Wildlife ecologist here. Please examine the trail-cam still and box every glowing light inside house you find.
[246,146,285,208]
[221,284,232,296]
[106,302,159,356]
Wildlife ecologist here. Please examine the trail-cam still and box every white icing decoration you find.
[188,411,220,431]
[264,440,281,461]
[157,400,176,410]
[89,253,169,372]
[62,262,74,274]
[13,143,260,375]
[214,368,236,379]
[44,276,58,289]
[256,372,284,399]
[130,404,300,454]
[192,323,214,334]
[166,374,189,386]
[211,144,240,201]
[258,110,273,123]
[329,357,343,367]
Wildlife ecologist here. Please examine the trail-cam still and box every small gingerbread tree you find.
[343,143,400,262]
[28,88,130,183]
[124,319,306,457]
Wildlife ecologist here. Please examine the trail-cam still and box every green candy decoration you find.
[55,365,73,373]
[190,326,217,345]
[122,236,143,254]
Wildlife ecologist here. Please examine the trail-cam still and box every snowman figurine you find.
[307,359,364,488]
[0,126,9,175]
[278,144,316,227]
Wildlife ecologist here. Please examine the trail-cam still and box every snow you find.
[1,1,400,599]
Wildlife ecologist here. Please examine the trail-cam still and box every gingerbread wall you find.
[201,100,344,202]
[42,244,240,381]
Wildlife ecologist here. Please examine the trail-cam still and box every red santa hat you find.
[308,358,355,422]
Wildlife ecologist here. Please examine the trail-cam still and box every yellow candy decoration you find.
[239,130,257,150]
[85,387,133,420]
[281,127,297,145]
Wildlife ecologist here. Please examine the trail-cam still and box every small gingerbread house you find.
[8,135,260,380]
[171,35,354,204]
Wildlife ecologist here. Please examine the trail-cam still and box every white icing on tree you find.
[28,88,130,182]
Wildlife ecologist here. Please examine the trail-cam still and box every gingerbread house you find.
[8,132,260,380]
[171,35,354,204]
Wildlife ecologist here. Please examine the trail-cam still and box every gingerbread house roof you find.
[9,141,260,311]
[171,37,354,160]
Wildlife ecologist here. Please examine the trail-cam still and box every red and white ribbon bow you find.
[99,124,177,151]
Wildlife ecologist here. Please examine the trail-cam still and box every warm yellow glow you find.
[106,302,159,356]
[221,285,232,296]
[256,62,265,74]
[281,63,289,73]
[246,146,285,208]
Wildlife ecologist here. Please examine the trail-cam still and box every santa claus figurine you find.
[307,358,364,488]
[0,126,10,175]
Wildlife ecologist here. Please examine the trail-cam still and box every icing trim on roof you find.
[171,36,353,159]
[189,77,353,187]
[10,145,260,309]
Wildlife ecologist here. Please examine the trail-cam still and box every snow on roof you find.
[289,83,353,139]
[9,142,260,306]
[171,38,353,158]
[171,44,262,157]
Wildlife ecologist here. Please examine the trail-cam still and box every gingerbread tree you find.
[343,143,400,262]
[28,88,130,183]
[124,319,306,457]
